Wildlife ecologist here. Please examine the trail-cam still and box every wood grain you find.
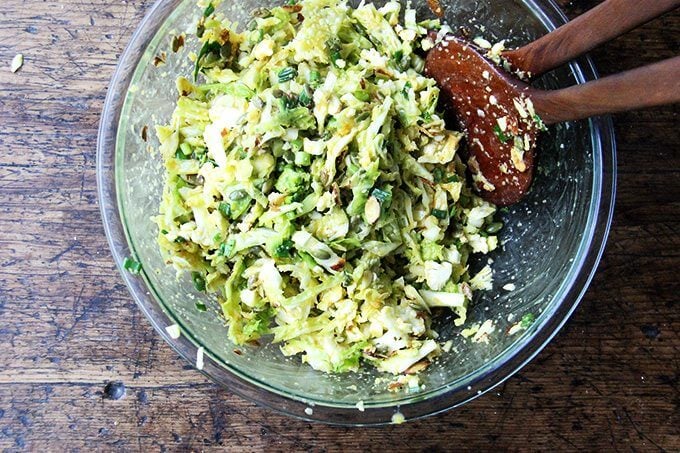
[504,0,680,77]
[0,0,678,450]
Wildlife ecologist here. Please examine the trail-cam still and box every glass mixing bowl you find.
[97,0,616,424]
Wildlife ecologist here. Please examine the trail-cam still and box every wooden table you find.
[1,0,678,450]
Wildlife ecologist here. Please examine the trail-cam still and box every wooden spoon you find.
[424,0,680,206]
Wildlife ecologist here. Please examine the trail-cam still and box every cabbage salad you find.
[155,0,500,377]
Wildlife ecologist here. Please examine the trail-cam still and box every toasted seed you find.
[165,324,181,339]
[152,52,167,67]
[171,34,185,53]
[11,54,23,73]
[364,196,381,224]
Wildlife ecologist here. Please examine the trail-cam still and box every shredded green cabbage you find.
[155,0,499,376]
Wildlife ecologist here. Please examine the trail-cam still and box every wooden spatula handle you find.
[530,56,680,124]
[504,0,680,77]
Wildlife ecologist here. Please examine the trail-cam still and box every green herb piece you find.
[298,85,313,107]
[371,187,392,208]
[218,202,231,219]
[193,41,221,81]
[432,167,444,183]
[278,67,297,83]
[203,3,215,17]
[191,271,206,291]
[392,49,403,64]
[533,114,548,131]
[326,39,342,66]
[520,313,536,328]
[278,94,298,110]
[445,174,460,183]
[175,147,190,160]
[123,257,142,274]
[493,124,511,143]
[309,70,321,85]
[431,209,448,219]
[219,239,236,257]
[273,239,295,258]
[195,301,208,312]
[485,221,503,234]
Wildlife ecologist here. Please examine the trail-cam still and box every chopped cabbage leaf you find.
[155,0,502,378]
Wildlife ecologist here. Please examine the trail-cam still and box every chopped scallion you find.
[273,239,295,258]
[493,124,511,143]
[485,221,503,234]
[298,85,313,107]
[431,209,448,219]
[123,257,142,274]
[533,114,548,131]
[218,202,231,218]
[432,167,444,183]
[309,70,321,85]
[278,67,297,83]
[371,187,392,207]
[191,271,206,292]
[219,239,235,257]
[520,313,536,328]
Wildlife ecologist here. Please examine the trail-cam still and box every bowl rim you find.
[97,0,617,425]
